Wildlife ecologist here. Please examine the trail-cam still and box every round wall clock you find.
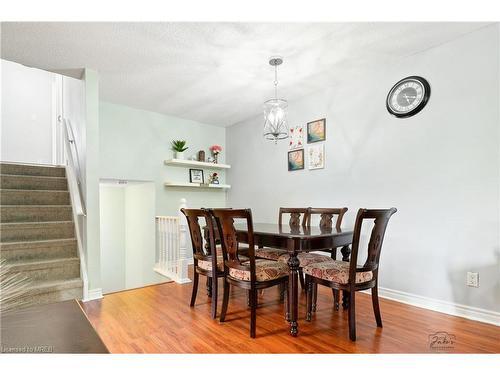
[386,76,430,118]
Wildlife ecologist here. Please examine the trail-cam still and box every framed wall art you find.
[307,118,326,143]
[289,125,304,150]
[288,149,304,171]
[308,143,325,170]
[189,169,204,183]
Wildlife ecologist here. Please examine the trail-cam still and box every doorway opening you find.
[99,179,169,294]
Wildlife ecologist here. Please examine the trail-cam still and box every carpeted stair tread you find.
[26,278,83,293]
[4,257,81,283]
[1,189,70,205]
[0,174,68,191]
[0,205,73,223]
[0,237,77,250]
[0,238,78,262]
[7,257,80,271]
[0,221,75,242]
[0,162,66,177]
[16,278,83,307]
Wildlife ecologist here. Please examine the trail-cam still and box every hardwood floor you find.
[80,268,500,353]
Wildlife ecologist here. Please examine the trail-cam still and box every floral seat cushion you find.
[303,260,373,284]
[197,255,249,272]
[278,252,334,267]
[197,256,224,272]
[229,259,289,282]
[255,247,288,260]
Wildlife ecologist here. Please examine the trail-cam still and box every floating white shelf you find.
[164,159,231,169]
[208,184,231,189]
[164,182,231,189]
[164,182,201,188]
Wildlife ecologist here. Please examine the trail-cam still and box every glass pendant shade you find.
[263,98,289,143]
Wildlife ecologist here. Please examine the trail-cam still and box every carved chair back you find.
[349,208,397,283]
[211,208,257,283]
[278,207,309,227]
[180,208,218,271]
[307,207,348,230]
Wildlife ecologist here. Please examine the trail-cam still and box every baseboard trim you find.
[82,288,103,302]
[370,287,500,327]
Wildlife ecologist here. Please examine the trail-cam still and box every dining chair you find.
[255,207,309,261]
[304,207,397,341]
[301,207,348,309]
[181,208,226,319]
[211,208,289,338]
[277,207,350,292]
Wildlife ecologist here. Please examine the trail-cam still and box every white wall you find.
[99,185,126,294]
[1,59,56,164]
[61,69,102,294]
[99,102,227,257]
[62,74,86,189]
[227,25,500,314]
[124,182,165,289]
[100,182,166,293]
[83,69,102,293]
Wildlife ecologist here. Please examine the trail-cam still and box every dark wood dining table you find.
[234,223,354,337]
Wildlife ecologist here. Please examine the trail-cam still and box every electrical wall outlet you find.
[466,272,479,288]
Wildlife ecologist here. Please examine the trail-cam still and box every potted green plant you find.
[171,140,189,160]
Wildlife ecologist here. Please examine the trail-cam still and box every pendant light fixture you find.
[263,56,289,143]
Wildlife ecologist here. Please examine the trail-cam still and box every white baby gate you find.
[154,198,191,283]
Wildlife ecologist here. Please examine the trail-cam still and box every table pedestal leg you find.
[341,245,351,309]
[287,253,300,337]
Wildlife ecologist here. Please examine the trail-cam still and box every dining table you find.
[233,223,354,337]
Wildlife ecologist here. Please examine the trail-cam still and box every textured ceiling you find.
[1,22,491,127]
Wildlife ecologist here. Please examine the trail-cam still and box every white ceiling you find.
[1,22,491,127]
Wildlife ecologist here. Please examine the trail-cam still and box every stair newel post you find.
[177,198,191,283]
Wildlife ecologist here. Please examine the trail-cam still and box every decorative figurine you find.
[209,172,219,184]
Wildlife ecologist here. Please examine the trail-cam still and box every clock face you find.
[386,76,430,118]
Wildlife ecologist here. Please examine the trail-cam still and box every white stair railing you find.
[60,116,89,300]
[154,198,191,283]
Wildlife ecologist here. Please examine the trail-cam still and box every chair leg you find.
[206,277,212,297]
[306,275,313,321]
[284,281,289,321]
[312,283,318,312]
[190,271,199,307]
[286,280,290,321]
[250,288,257,338]
[220,280,230,322]
[279,282,285,302]
[211,275,218,319]
[333,289,340,311]
[299,269,305,290]
[372,285,383,327]
[348,290,356,341]
[331,248,337,260]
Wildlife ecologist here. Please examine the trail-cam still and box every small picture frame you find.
[289,125,304,150]
[307,118,326,143]
[308,143,325,170]
[189,169,204,184]
[288,149,304,171]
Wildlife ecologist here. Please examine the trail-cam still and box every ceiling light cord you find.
[274,64,278,99]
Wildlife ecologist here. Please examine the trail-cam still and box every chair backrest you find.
[180,208,218,269]
[349,208,397,282]
[211,208,256,283]
[307,207,348,230]
[278,207,309,226]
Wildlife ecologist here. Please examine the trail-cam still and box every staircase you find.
[0,162,83,308]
